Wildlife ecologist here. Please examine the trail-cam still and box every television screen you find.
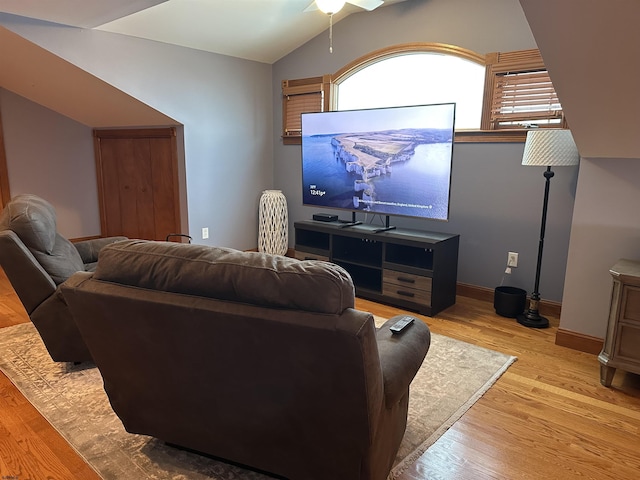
[301,103,455,222]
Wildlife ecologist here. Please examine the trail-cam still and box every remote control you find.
[390,316,415,334]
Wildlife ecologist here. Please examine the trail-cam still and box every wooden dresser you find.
[598,258,640,386]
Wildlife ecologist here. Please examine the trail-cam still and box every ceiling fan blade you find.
[304,2,318,13]
[347,0,385,11]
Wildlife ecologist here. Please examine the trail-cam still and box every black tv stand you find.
[294,220,459,316]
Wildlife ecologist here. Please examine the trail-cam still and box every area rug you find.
[0,320,516,479]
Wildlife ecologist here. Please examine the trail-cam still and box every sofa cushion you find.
[93,240,355,314]
[32,233,86,285]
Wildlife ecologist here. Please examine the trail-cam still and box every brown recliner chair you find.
[62,239,431,480]
[0,194,126,362]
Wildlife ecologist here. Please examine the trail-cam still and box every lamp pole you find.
[517,166,554,328]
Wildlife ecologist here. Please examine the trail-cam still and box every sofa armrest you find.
[74,236,128,264]
[0,230,57,314]
[376,315,431,407]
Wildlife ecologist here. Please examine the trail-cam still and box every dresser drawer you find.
[614,322,640,363]
[621,286,640,323]
[383,270,432,305]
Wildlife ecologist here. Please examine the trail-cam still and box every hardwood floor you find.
[0,269,102,480]
[0,268,638,479]
[365,298,640,480]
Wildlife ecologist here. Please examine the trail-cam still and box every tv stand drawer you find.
[383,270,432,291]
[383,270,431,305]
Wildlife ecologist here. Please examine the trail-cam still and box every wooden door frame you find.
[0,105,12,208]
[93,127,181,238]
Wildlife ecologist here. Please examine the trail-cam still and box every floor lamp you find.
[517,129,579,329]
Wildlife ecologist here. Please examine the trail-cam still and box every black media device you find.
[390,316,415,334]
[313,213,338,222]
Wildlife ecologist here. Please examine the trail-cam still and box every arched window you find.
[281,45,564,144]
[333,44,486,130]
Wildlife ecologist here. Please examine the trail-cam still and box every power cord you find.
[499,266,512,286]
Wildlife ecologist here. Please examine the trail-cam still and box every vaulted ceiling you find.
[0,0,409,127]
[0,0,409,64]
[0,26,177,127]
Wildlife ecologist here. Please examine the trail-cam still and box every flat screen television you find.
[301,103,456,225]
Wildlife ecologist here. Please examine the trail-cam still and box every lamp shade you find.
[521,129,580,167]
[316,0,346,14]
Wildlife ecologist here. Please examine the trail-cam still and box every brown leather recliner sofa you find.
[61,239,431,480]
[0,194,126,362]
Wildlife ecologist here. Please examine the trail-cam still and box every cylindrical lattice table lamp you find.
[258,190,288,255]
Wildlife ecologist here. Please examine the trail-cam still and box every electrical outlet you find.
[507,251,518,268]
[202,227,209,239]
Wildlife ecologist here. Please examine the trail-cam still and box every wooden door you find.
[94,128,181,241]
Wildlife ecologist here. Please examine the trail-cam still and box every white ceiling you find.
[0,25,178,127]
[0,0,408,64]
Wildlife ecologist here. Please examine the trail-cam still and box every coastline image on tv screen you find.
[301,103,456,222]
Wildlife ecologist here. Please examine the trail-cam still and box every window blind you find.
[482,49,566,130]
[490,70,563,128]
[281,76,332,144]
[283,90,323,137]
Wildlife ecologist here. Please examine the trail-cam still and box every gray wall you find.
[0,14,274,250]
[0,89,101,238]
[561,158,640,338]
[272,0,577,302]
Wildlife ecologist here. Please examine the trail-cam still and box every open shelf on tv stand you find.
[294,220,460,316]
